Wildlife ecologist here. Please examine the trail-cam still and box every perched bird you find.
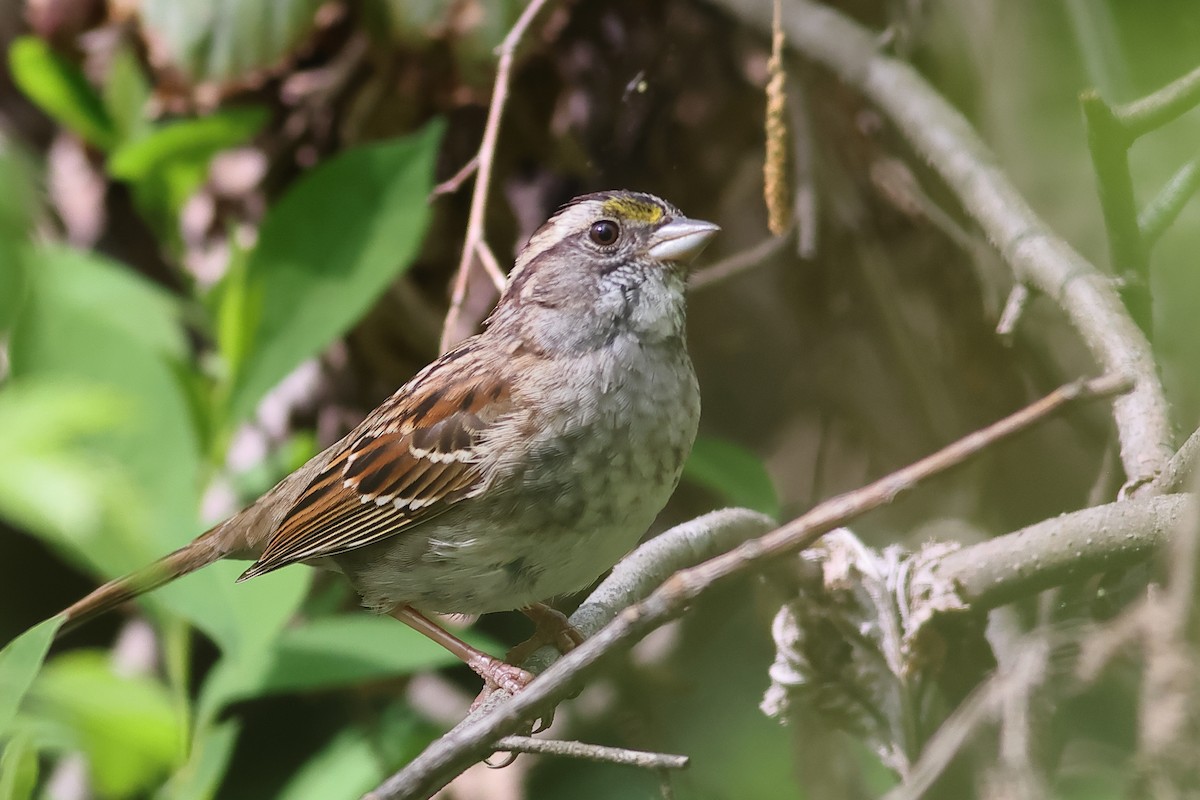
[59,190,718,693]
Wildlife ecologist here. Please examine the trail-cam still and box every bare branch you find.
[494,736,688,770]
[1139,157,1200,249]
[439,0,552,353]
[931,493,1191,611]
[1154,426,1200,494]
[1117,63,1200,140]
[429,155,479,199]
[995,283,1030,340]
[689,231,791,290]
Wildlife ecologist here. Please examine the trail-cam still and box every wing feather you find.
[238,348,513,581]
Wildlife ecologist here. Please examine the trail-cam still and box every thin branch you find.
[1116,63,1200,140]
[711,0,1173,490]
[883,634,1053,800]
[366,375,1129,800]
[1138,156,1200,249]
[1153,425,1200,494]
[689,230,791,290]
[438,0,551,353]
[429,155,480,199]
[995,283,1030,339]
[931,493,1191,611]
[1081,91,1147,287]
[475,239,506,291]
[787,71,819,258]
[493,736,689,770]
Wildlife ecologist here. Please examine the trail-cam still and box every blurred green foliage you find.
[0,63,449,792]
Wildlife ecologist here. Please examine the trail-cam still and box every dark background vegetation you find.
[1,0,1199,797]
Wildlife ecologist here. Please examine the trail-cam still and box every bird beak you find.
[646,218,720,264]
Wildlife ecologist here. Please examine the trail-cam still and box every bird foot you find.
[506,602,585,664]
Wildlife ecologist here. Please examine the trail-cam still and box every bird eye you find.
[589,220,620,246]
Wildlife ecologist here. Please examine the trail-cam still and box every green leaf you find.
[101,44,153,146]
[27,651,182,798]
[0,379,132,541]
[226,121,444,422]
[0,732,39,800]
[159,718,241,800]
[137,0,323,84]
[277,726,384,800]
[0,146,37,240]
[0,617,63,738]
[159,560,310,667]
[279,703,435,799]
[12,245,186,362]
[107,107,268,232]
[253,614,486,696]
[0,149,37,334]
[8,37,115,150]
[0,244,29,337]
[683,436,780,518]
[8,245,201,572]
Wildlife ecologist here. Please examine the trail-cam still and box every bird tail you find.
[58,528,228,636]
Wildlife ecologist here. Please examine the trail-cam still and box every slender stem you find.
[439,0,552,353]
[995,283,1030,339]
[493,736,689,770]
[1080,90,1150,334]
[1116,63,1200,140]
[1139,157,1200,249]
[689,231,791,290]
[429,155,480,199]
[1154,425,1200,494]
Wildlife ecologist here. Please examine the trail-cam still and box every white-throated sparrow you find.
[59,190,718,692]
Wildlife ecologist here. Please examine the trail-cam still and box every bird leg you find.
[388,604,534,696]
[505,602,586,665]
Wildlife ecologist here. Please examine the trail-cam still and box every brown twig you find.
[689,230,792,290]
[494,736,688,770]
[429,155,480,199]
[438,0,552,353]
[365,374,1131,800]
[995,283,1031,340]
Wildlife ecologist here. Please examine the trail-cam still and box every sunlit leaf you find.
[8,37,115,150]
[0,380,131,540]
[683,436,780,518]
[27,651,182,798]
[107,107,268,232]
[276,726,383,800]
[226,120,443,422]
[278,705,435,800]
[159,718,240,800]
[7,246,201,573]
[159,561,310,668]
[0,732,38,800]
[0,617,62,738]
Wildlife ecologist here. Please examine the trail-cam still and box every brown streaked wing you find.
[237,366,513,581]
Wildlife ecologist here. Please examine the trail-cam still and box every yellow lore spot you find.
[601,197,664,224]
